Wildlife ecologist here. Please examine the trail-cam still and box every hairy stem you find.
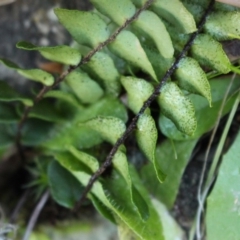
[15,0,155,157]
[74,0,216,211]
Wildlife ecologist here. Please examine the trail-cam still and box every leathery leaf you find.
[158,82,197,136]
[80,116,126,145]
[54,9,110,48]
[109,30,157,81]
[121,76,154,114]
[113,150,149,221]
[65,68,104,104]
[90,0,136,26]
[136,114,166,182]
[0,58,54,86]
[132,10,174,58]
[16,41,81,65]
[174,57,212,106]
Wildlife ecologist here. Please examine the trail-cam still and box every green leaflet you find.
[65,69,104,104]
[55,150,164,240]
[141,139,198,208]
[166,23,232,74]
[44,90,80,108]
[143,44,174,80]
[48,160,83,208]
[81,116,126,145]
[136,114,166,182]
[0,59,54,86]
[112,150,149,221]
[109,30,157,81]
[159,76,240,140]
[90,0,136,26]
[132,10,174,58]
[82,51,121,96]
[121,76,153,114]
[16,41,81,65]
[191,34,231,74]
[90,195,116,223]
[151,198,185,240]
[0,81,33,106]
[158,82,197,136]
[41,97,127,151]
[151,0,197,33]
[0,102,19,123]
[54,9,110,48]
[174,57,212,106]
[207,130,240,240]
[204,12,240,40]
[68,146,99,173]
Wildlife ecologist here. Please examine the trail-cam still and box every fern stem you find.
[14,0,155,158]
[74,0,216,211]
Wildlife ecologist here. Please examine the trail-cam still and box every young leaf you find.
[82,51,121,96]
[48,160,83,208]
[109,30,157,81]
[81,116,126,145]
[133,10,174,58]
[204,12,240,40]
[174,57,212,106]
[54,9,110,48]
[0,59,54,86]
[151,0,197,33]
[136,114,166,182]
[207,130,240,240]
[90,0,136,26]
[65,69,104,104]
[0,81,33,106]
[16,41,81,66]
[120,76,154,114]
[159,76,240,140]
[158,82,197,136]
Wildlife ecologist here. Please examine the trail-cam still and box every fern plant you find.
[0,0,240,239]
